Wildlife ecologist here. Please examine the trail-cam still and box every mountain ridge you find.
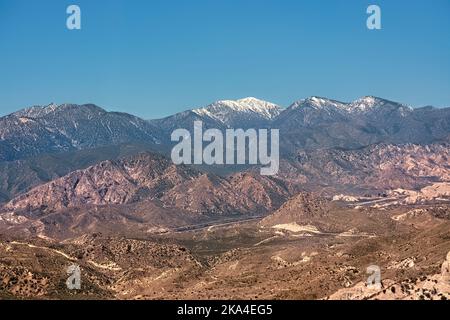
[2,96,450,162]
[1,152,294,216]
[0,103,162,161]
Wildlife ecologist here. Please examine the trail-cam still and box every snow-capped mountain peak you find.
[287,95,414,116]
[349,96,387,112]
[192,97,282,125]
[12,103,107,119]
[349,96,413,114]
[13,103,59,118]
[289,96,348,113]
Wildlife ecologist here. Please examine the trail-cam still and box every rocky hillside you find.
[0,143,164,203]
[2,96,449,163]
[0,234,201,299]
[151,95,450,153]
[162,172,292,214]
[260,193,331,227]
[2,152,293,216]
[279,142,450,193]
[0,104,161,161]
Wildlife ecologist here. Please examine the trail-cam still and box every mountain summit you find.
[150,97,282,133]
[288,97,349,113]
[349,96,412,114]
[287,96,412,115]
[192,97,282,127]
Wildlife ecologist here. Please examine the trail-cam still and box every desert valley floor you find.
[1,197,449,300]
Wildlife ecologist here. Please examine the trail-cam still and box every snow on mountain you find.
[289,96,347,110]
[287,96,413,116]
[349,96,413,115]
[2,96,449,162]
[272,96,450,152]
[151,97,283,132]
[192,97,282,126]
[156,95,416,134]
[12,103,61,118]
[234,97,282,119]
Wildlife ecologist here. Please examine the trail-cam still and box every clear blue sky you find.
[1,0,449,119]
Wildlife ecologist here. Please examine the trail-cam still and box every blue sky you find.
[0,0,449,119]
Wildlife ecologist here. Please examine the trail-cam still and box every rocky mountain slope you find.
[1,152,293,217]
[2,96,449,163]
[150,97,282,134]
[0,103,161,161]
[275,96,450,152]
[150,96,450,153]
[278,141,450,193]
[257,192,381,237]
[0,143,165,203]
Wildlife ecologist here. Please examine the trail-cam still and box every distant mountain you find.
[150,96,450,154]
[3,152,198,212]
[277,141,450,194]
[2,152,293,216]
[150,97,282,134]
[1,96,449,197]
[274,96,450,152]
[2,97,449,163]
[275,96,412,126]
[193,97,282,128]
[0,143,166,203]
[0,103,162,161]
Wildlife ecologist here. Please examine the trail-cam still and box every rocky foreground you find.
[1,198,448,300]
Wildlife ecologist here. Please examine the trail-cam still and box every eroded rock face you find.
[279,142,450,192]
[2,153,293,216]
[4,153,193,211]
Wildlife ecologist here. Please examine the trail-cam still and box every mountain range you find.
[278,141,450,193]
[1,96,449,162]
[1,96,450,300]
[154,96,450,153]
[2,152,293,217]
[0,103,161,161]
[0,95,449,237]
